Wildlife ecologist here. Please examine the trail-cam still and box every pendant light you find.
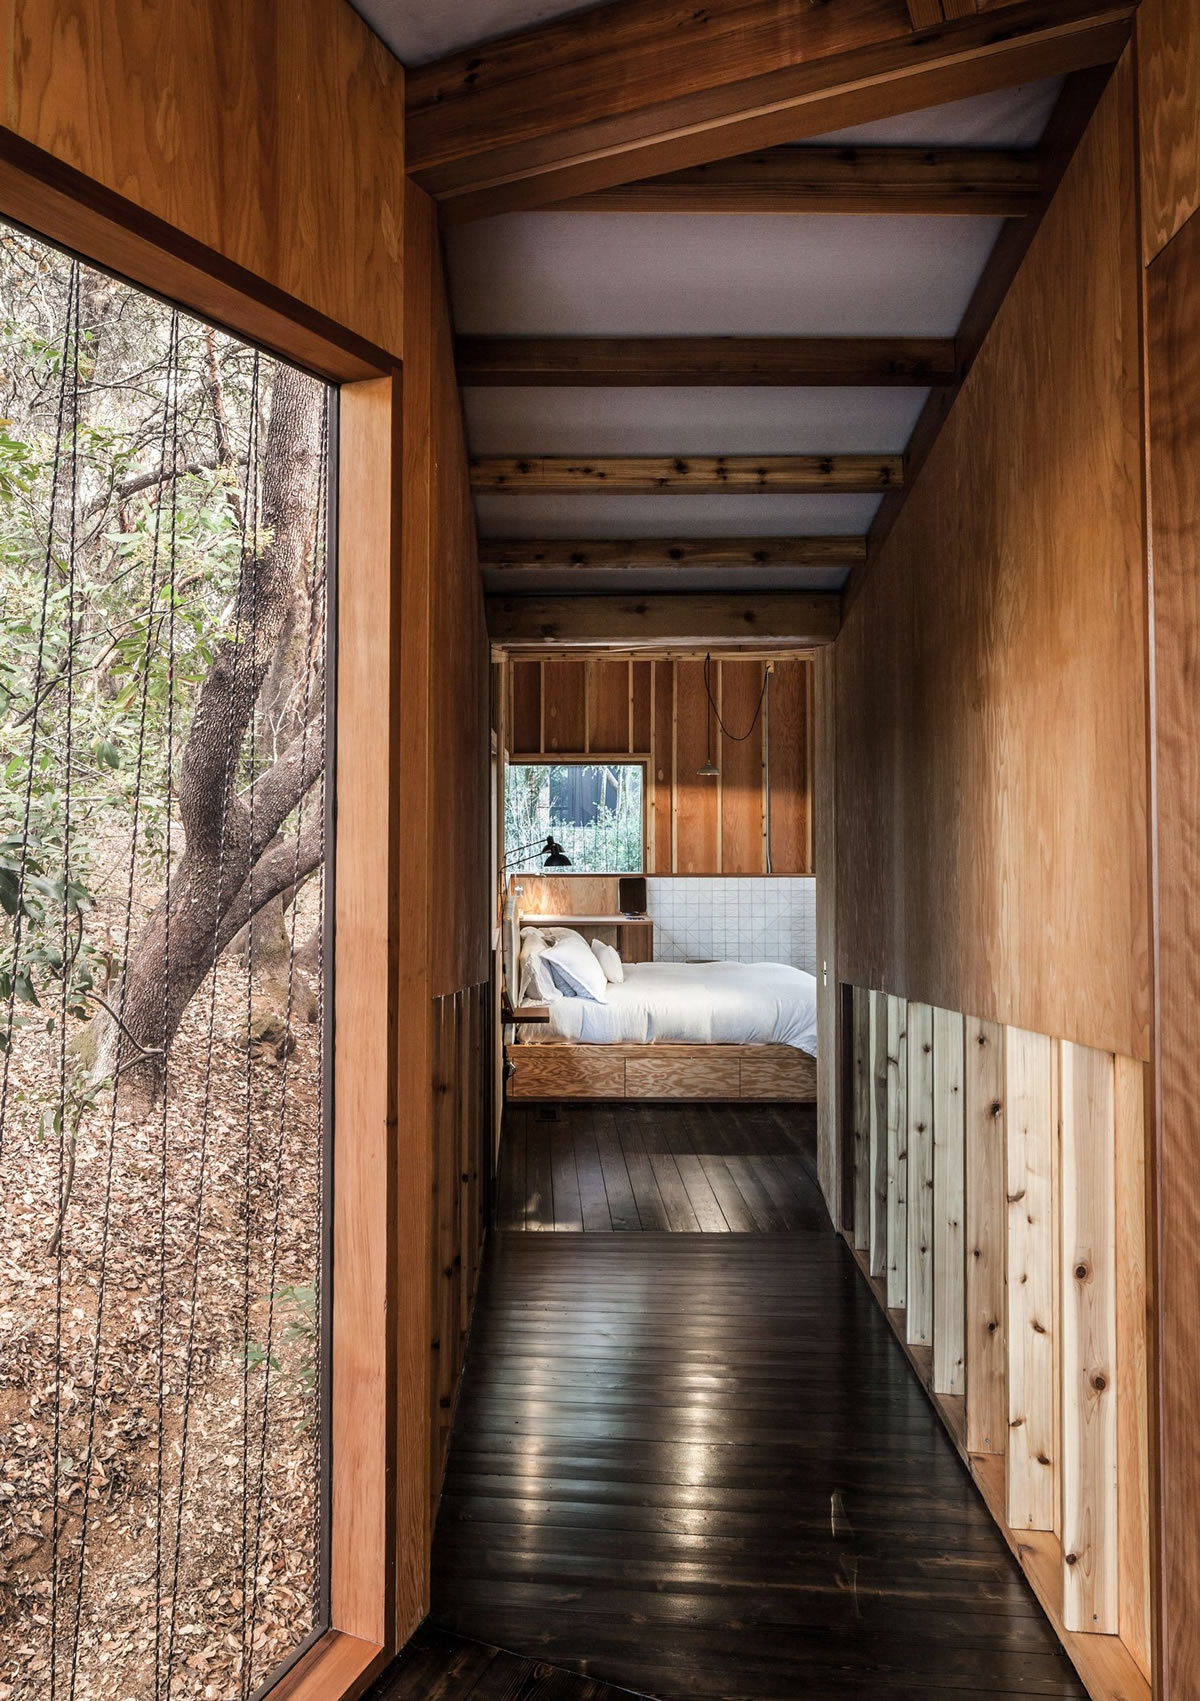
[697,653,720,777]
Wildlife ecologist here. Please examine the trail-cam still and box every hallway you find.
[428,1108,1086,1700]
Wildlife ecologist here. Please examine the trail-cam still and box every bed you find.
[507,948,818,1102]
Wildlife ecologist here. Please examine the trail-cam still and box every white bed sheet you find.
[517,960,817,1054]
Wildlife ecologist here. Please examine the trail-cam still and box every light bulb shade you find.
[697,759,720,777]
[543,837,572,867]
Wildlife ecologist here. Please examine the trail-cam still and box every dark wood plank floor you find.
[370,1624,649,1699]
[497,1102,824,1233]
[430,1113,1088,1699]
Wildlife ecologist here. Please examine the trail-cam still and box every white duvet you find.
[518,960,817,1054]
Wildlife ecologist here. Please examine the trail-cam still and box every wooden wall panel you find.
[852,987,870,1253]
[906,1003,935,1348]
[885,995,908,1311]
[511,661,542,754]
[812,650,840,1217]
[1005,1029,1057,1533]
[1060,1041,1118,1634]
[542,658,587,752]
[720,659,766,874]
[932,1008,966,1399]
[1146,200,1200,1701]
[965,1019,1007,1456]
[835,59,1148,1064]
[3,0,407,360]
[674,660,719,874]
[1114,1057,1151,1678]
[651,660,673,873]
[506,654,812,874]
[869,991,889,1281]
[1137,0,1200,263]
[767,658,810,876]
[586,658,632,752]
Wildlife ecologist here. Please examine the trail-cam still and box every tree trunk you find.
[84,364,326,1108]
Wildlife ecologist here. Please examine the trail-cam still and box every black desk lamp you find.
[503,835,573,871]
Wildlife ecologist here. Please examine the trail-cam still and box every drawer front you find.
[740,1049,817,1100]
[625,1053,740,1098]
[508,1047,625,1098]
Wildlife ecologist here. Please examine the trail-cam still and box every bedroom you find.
[498,651,820,1108]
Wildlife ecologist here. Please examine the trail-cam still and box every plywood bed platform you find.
[505,1041,816,1101]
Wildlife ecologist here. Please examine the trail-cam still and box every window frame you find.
[504,751,651,876]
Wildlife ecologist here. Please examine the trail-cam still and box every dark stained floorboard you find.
[430,1106,1087,1701]
[371,1623,649,1699]
[495,1102,819,1233]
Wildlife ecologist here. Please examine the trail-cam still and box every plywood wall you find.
[505,655,812,875]
[1137,0,1200,264]
[836,57,1148,1064]
[2,0,408,359]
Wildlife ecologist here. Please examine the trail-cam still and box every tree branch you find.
[245,713,325,859]
[212,818,325,962]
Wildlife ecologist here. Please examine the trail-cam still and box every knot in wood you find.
[1075,1262,1089,1281]
[1092,1373,1107,1393]
[990,1101,1003,1118]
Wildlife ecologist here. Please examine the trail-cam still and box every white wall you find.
[647,877,816,972]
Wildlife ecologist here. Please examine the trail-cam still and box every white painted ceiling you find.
[349,0,603,65]
[348,0,1064,596]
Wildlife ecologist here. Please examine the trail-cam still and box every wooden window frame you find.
[504,753,652,875]
[0,136,409,1701]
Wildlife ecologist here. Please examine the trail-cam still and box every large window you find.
[505,761,644,873]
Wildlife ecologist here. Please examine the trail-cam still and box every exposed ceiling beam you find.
[847,63,1113,609]
[541,145,1041,216]
[486,593,840,649]
[471,455,902,495]
[407,0,1132,222]
[457,336,958,387]
[479,537,868,571]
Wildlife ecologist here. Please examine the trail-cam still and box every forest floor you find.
[0,895,324,1701]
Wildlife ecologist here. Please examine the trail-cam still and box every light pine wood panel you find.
[906,1003,935,1347]
[885,995,909,1311]
[767,658,811,875]
[720,659,766,874]
[1005,1028,1057,1533]
[1060,1041,1118,1634]
[586,659,633,752]
[1137,0,1200,262]
[626,1052,741,1098]
[739,1047,817,1100]
[542,659,587,752]
[5,0,407,361]
[508,1047,626,1098]
[852,987,871,1254]
[869,990,889,1281]
[965,1019,1007,1456]
[933,1008,967,1398]
[1114,1055,1151,1678]
[1146,202,1200,1701]
[673,660,719,874]
[834,59,1148,1063]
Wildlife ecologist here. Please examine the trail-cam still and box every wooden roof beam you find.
[541,146,1041,217]
[407,0,1133,223]
[479,537,868,571]
[456,335,958,387]
[486,593,841,649]
[470,455,902,495]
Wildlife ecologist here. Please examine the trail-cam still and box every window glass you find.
[505,762,644,872]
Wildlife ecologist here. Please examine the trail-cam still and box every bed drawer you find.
[740,1049,817,1100]
[508,1047,626,1098]
[625,1051,741,1099]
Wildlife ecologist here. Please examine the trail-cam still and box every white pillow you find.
[591,938,624,983]
[524,951,561,1004]
[543,931,609,1002]
[519,929,551,1002]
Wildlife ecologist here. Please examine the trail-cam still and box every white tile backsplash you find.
[647,877,816,972]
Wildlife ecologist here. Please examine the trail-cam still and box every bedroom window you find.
[505,760,644,872]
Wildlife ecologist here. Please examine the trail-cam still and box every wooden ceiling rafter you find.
[479,537,868,571]
[407,0,1134,223]
[470,454,902,494]
[847,61,1116,608]
[538,144,1041,216]
[485,592,841,648]
[456,335,959,387]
